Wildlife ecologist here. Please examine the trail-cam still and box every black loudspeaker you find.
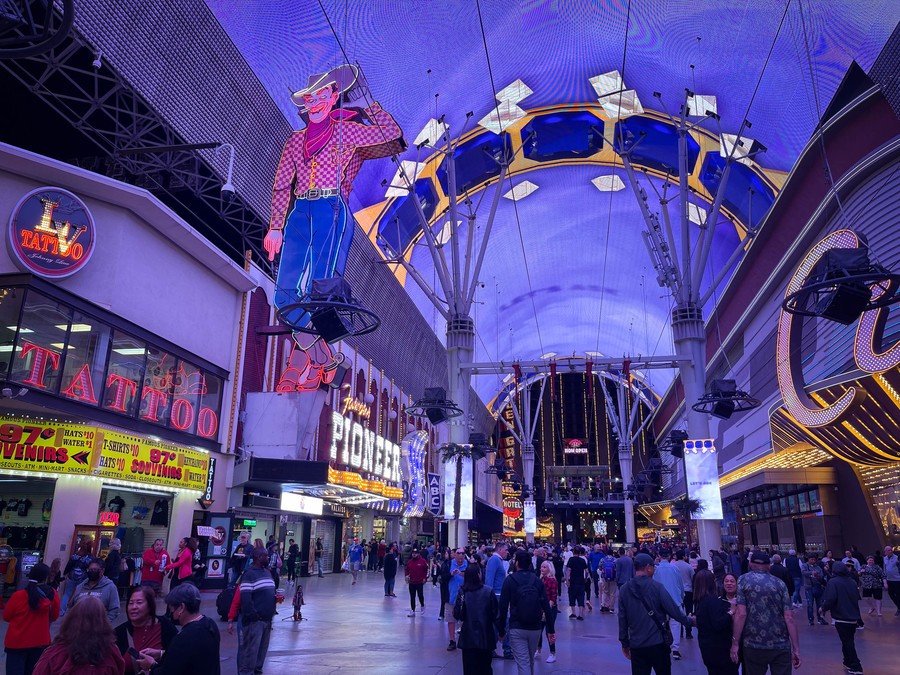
[310,277,352,300]
[815,283,871,325]
[711,379,737,396]
[426,407,448,425]
[711,399,736,420]
[669,430,688,458]
[311,307,353,343]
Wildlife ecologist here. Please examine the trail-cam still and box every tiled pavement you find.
[1,570,899,674]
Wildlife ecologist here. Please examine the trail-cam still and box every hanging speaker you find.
[426,407,448,425]
[310,307,354,344]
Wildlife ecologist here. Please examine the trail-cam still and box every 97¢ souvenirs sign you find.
[0,418,211,492]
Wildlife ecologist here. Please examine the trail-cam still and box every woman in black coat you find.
[453,565,498,675]
[693,569,739,675]
[439,548,451,620]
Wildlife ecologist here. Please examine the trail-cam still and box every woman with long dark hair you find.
[453,564,498,674]
[439,548,451,620]
[693,569,739,675]
[115,586,177,674]
[32,596,124,675]
[2,563,60,675]
[168,538,198,589]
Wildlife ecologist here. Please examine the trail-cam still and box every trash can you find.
[300,560,310,578]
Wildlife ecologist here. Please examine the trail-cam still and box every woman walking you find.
[693,569,739,675]
[2,563,60,675]
[115,586,177,674]
[59,539,94,616]
[453,564,498,674]
[438,548,451,620]
[535,560,558,663]
[860,555,885,616]
[32,596,124,675]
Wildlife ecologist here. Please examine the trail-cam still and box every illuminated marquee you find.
[776,229,900,428]
[328,410,401,483]
[7,187,96,278]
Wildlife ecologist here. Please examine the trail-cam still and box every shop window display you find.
[7,290,72,392]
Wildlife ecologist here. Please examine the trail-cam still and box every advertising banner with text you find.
[0,417,211,492]
[683,439,724,521]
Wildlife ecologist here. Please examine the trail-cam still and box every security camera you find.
[221,180,235,201]
[92,51,103,69]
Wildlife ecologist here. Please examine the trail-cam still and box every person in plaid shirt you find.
[264,64,404,391]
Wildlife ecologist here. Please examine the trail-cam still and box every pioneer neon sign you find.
[329,410,401,483]
[776,229,900,428]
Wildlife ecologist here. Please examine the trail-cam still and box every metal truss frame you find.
[0,30,273,275]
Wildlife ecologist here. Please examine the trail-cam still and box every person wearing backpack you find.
[601,552,618,613]
[497,550,555,675]
[59,540,94,617]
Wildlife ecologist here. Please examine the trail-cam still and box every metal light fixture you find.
[692,379,760,420]
[404,387,463,425]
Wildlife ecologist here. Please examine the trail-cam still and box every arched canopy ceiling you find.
[204,1,899,404]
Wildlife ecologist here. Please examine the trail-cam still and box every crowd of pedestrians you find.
[3,532,897,675]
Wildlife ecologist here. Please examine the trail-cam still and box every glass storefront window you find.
[799,492,809,512]
[59,313,111,406]
[809,489,820,510]
[0,287,24,380]
[2,283,225,444]
[104,331,146,417]
[140,348,176,426]
[8,290,72,392]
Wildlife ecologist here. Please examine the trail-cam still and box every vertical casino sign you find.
[7,187,96,278]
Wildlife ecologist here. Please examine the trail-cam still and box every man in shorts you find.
[347,537,363,585]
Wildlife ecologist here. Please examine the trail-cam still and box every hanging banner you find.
[443,457,473,520]
[524,500,536,534]
[683,439,724,520]
[0,417,211,492]
[427,473,442,516]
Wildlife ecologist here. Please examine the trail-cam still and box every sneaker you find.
[809,621,815,626]
[491,652,503,659]
[534,651,541,659]
[447,640,457,651]
[569,614,576,619]
[672,651,682,660]
[586,601,593,612]
[576,616,584,621]
[407,611,416,617]
[420,607,426,614]
[847,670,864,674]
[818,618,828,625]
[546,655,557,663]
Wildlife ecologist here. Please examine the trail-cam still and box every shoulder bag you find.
[632,583,674,648]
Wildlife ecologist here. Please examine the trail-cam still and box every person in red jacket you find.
[3,563,60,675]
[141,539,169,595]
[32,595,124,675]
[405,548,430,617]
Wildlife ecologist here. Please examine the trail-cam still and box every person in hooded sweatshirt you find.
[821,561,863,675]
[69,559,120,623]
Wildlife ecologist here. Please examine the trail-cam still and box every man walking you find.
[731,551,800,675]
[237,549,277,675]
[497,550,555,675]
[821,561,863,675]
[314,537,324,577]
[485,543,512,659]
[672,550,694,639]
[445,548,468,651]
[347,537,363,585]
[784,550,802,607]
[588,544,606,602]
[405,548,429,616]
[770,554,794,600]
[618,553,693,675]
[883,546,900,615]
[600,550,618,613]
[801,553,828,625]
[616,547,635,593]
[653,549,686,660]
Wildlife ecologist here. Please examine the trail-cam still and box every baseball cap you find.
[165,582,201,607]
[749,551,770,565]
[634,553,655,569]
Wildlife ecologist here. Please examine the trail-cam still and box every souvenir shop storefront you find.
[0,414,214,592]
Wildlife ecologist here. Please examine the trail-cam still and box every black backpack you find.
[511,574,543,624]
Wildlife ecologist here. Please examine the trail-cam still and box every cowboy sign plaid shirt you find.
[268,103,403,230]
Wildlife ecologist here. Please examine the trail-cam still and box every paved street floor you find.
[2,569,899,674]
